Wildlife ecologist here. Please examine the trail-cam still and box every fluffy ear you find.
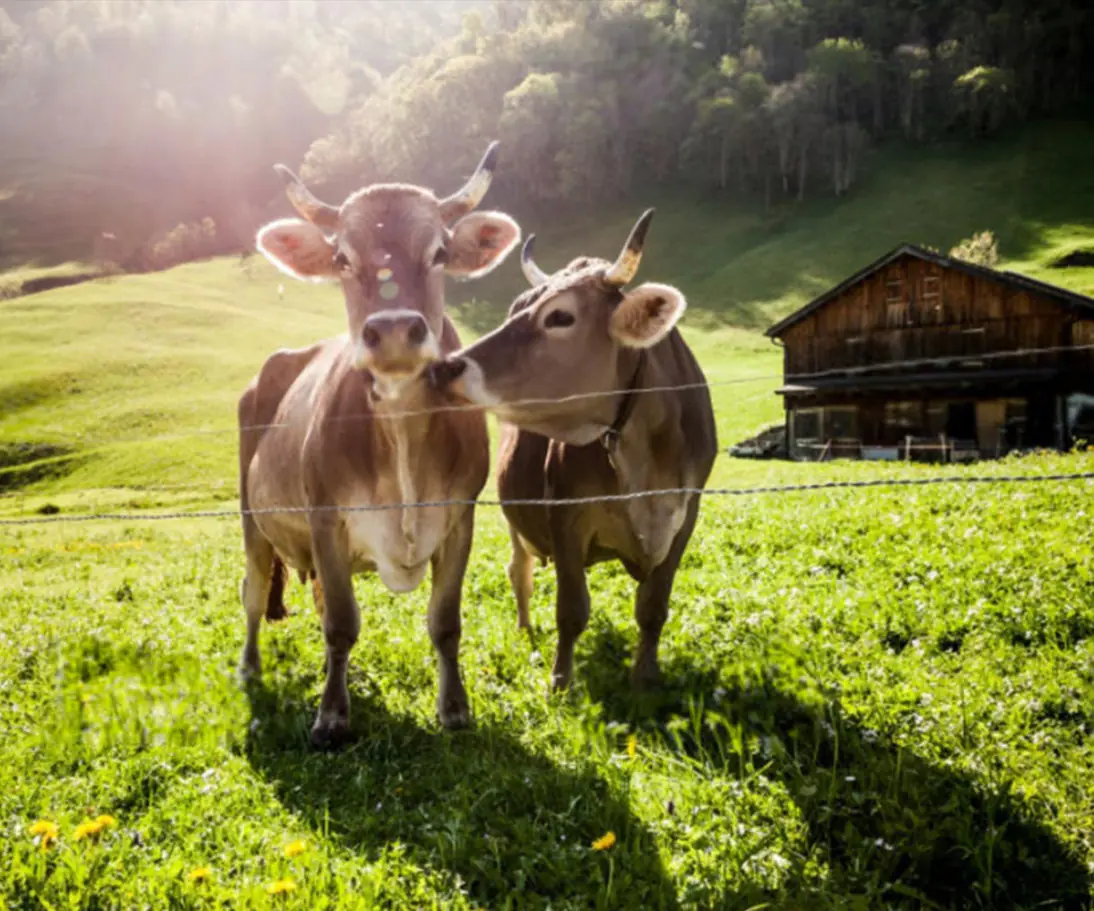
[608,282,687,349]
[255,218,336,282]
[446,211,521,280]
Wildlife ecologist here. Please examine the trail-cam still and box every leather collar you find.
[601,351,646,452]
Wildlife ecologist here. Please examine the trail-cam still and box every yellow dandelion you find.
[187,866,213,883]
[29,819,59,849]
[266,879,297,895]
[626,734,637,759]
[591,831,616,851]
[94,814,117,829]
[73,818,104,841]
[283,839,307,858]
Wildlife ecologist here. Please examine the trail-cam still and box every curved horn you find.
[604,208,656,287]
[520,234,549,286]
[273,164,339,231]
[438,140,499,224]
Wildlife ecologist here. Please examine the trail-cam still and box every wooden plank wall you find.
[782,254,1078,377]
[1074,320,1094,384]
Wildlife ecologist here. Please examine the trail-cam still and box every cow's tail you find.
[265,556,289,622]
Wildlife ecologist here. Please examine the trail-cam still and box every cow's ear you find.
[256,218,337,282]
[445,211,521,280]
[609,282,687,349]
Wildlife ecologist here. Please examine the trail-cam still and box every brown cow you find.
[428,210,717,691]
[238,143,521,746]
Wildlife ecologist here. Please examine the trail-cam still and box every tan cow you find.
[428,210,717,691]
[238,143,521,746]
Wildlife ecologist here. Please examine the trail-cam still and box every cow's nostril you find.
[407,318,427,347]
[363,325,382,349]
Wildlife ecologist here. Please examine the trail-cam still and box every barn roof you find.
[764,243,1094,338]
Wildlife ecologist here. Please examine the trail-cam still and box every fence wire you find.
[10,341,1094,454]
[2,338,1092,525]
[3,471,1092,528]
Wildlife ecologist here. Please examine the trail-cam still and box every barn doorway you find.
[945,401,977,442]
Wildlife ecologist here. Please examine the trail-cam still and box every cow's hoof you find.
[238,654,261,684]
[310,713,352,750]
[630,658,663,691]
[438,699,470,731]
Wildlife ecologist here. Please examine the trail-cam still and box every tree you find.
[953,65,1015,136]
[950,230,999,267]
[497,72,563,201]
[893,43,930,141]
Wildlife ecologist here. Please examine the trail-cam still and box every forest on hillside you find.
[0,0,1091,269]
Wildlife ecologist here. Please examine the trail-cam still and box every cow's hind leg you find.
[631,496,701,689]
[239,517,276,680]
[429,507,475,729]
[507,525,535,631]
[310,522,359,749]
[548,516,590,692]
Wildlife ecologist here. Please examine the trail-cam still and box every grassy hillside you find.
[4,122,1094,909]
[3,121,1094,509]
[470,119,1094,330]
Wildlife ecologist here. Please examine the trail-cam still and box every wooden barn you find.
[765,244,1094,462]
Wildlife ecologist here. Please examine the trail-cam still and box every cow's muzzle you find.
[426,356,497,408]
[355,309,438,376]
[426,357,467,392]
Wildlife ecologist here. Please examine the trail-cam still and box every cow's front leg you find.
[310,520,360,749]
[549,512,590,692]
[632,496,700,688]
[428,507,475,729]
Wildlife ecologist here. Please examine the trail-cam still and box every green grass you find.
[4,456,1094,909]
[4,120,1094,908]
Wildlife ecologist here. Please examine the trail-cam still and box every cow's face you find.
[255,143,520,388]
[430,210,687,445]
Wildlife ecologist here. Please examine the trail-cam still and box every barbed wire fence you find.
[2,471,1094,528]
[1,340,1091,529]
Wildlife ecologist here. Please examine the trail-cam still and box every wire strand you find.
[3,471,1091,527]
[13,340,1094,454]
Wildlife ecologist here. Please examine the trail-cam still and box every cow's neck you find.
[601,349,670,481]
[602,348,690,568]
[369,375,437,531]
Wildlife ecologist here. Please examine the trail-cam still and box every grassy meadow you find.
[3,122,1094,909]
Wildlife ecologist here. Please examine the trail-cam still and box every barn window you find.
[826,407,858,440]
[885,279,903,303]
[793,408,821,441]
[922,274,941,299]
[884,401,922,439]
[886,301,908,328]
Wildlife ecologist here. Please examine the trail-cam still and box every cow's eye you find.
[432,246,449,267]
[544,309,575,329]
[333,251,351,272]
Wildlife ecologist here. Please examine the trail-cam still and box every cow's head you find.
[255,142,520,388]
[429,209,687,445]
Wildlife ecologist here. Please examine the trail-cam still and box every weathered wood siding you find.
[1073,319,1094,384]
[782,254,1078,377]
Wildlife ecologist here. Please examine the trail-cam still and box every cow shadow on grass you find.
[243,671,678,910]
[579,622,1093,910]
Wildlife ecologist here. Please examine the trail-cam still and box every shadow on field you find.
[580,623,1092,910]
[243,673,678,910]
